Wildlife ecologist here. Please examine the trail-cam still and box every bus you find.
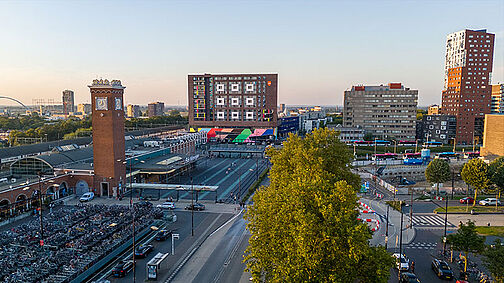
[464,151,480,159]
[403,152,421,159]
[424,141,442,147]
[436,152,459,159]
[373,153,398,160]
[398,140,417,146]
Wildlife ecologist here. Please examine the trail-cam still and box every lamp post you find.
[385,204,389,249]
[442,192,449,256]
[132,204,136,283]
[191,177,194,237]
[398,207,404,281]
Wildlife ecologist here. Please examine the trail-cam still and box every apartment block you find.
[420,114,457,144]
[491,84,504,113]
[127,104,141,118]
[343,83,418,139]
[441,29,495,144]
[188,73,278,128]
[62,90,75,114]
[148,102,164,117]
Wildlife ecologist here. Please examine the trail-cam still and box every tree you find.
[461,159,490,207]
[483,239,504,283]
[447,220,486,271]
[488,157,504,211]
[425,159,451,195]
[244,128,393,282]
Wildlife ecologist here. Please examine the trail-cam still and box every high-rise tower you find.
[89,79,126,197]
[62,90,75,114]
[441,29,495,144]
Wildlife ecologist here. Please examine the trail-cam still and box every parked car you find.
[400,272,420,283]
[156,202,176,210]
[112,260,134,277]
[135,244,153,258]
[459,197,474,204]
[155,230,173,241]
[479,198,501,206]
[79,192,94,202]
[392,253,410,271]
[185,203,205,211]
[431,258,454,280]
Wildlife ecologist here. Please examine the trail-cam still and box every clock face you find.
[115,97,122,110]
[95,97,108,110]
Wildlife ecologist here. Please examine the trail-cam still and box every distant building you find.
[420,114,456,144]
[491,84,504,114]
[148,102,164,117]
[62,90,75,115]
[328,124,365,143]
[127,104,141,118]
[343,83,418,140]
[77,103,92,115]
[188,73,278,128]
[481,114,504,158]
[428,105,440,115]
[278,116,299,137]
[441,29,495,144]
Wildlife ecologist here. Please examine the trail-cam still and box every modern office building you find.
[148,102,164,117]
[441,29,495,144]
[127,104,141,118]
[420,114,457,144]
[328,124,365,143]
[343,83,418,140]
[188,73,278,128]
[491,84,504,114]
[77,103,92,115]
[62,90,75,114]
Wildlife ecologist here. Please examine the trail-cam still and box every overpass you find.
[130,183,219,202]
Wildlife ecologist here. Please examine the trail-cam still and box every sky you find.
[0,0,503,107]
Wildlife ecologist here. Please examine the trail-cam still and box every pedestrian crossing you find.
[404,242,437,250]
[411,214,455,227]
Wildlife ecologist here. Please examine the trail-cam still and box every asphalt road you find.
[105,210,233,283]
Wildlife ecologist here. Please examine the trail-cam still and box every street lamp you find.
[385,204,390,249]
[191,177,194,237]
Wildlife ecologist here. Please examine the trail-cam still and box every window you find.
[231,111,239,119]
[246,97,254,106]
[440,134,446,139]
[216,83,225,92]
[231,83,240,92]
[245,83,255,92]
[231,97,240,106]
[217,111,225,119]
[245,111,254,120]
[216,97,225,106]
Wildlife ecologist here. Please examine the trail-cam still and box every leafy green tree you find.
[462,159,490,207]
[488,157,504,211]
[447,220,486,271]
[425,159,451,195]
[483,239,504,283]
[244,128,392,282]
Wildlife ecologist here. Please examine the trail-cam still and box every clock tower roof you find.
[88,79,125,89]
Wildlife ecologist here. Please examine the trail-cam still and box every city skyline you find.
[0,0,503,107]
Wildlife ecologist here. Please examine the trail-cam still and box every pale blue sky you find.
[0,0,503,106]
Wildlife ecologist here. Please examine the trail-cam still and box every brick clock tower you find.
[89,79,126,197]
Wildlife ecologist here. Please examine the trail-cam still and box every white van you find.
[80,192,95,202]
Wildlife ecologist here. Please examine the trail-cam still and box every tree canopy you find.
[489,157,504,193]
[461,159,490,206]
[425,159,451,195]
[244,128,393,282]
[447,220,486,267]
[483,239,504,283]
